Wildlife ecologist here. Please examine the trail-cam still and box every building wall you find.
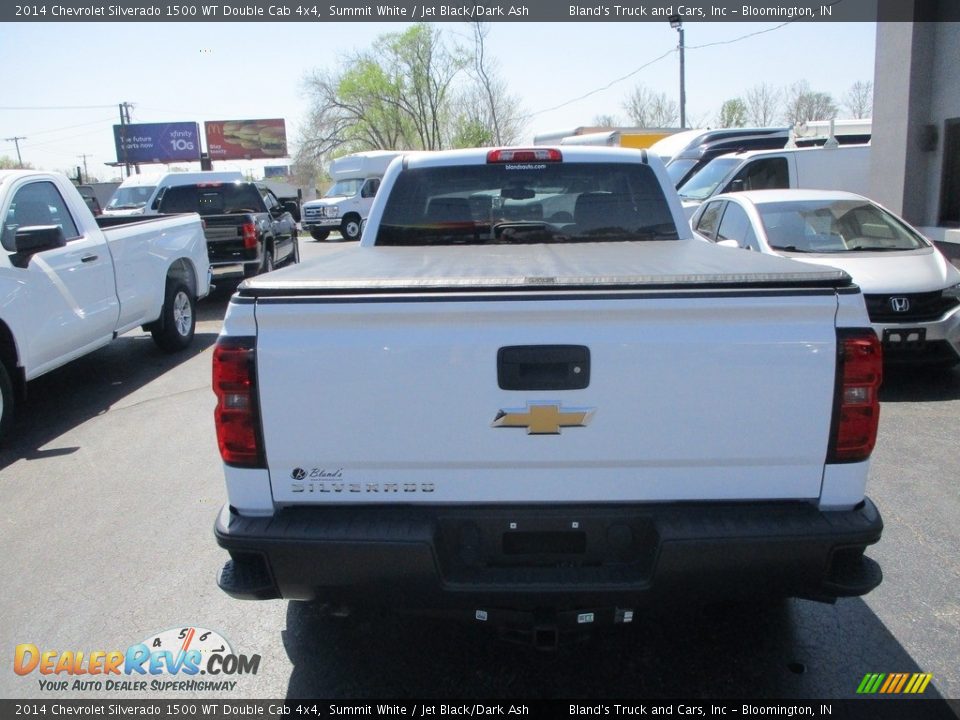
[872,8,960,244]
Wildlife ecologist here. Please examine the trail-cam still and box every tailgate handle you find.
[497,345,590,391]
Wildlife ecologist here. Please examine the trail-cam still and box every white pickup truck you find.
[0,170,210,439]
[213,147,884,643]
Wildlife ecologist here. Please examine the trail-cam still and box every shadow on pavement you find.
[282,597,941,700]
[880,363,960,403]
[0,326,223,472]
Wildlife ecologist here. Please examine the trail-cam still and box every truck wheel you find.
[0,362,14,442]
[309,229,330,242]
[340,216,361,242]
[151,281,196,353]
[244,248,274,279]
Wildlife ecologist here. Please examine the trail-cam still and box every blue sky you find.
[0,21,876,178]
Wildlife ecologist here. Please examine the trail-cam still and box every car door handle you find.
[80,254,98,263]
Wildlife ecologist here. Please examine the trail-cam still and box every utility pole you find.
[119,102,138,177]
[77,154,91,183]
[669,16,686,130]
[4,136,27,167]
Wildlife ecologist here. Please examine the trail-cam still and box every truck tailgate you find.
[253,290,839,505]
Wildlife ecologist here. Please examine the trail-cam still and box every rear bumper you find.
[873,308,960,364]
[214,499,883,609]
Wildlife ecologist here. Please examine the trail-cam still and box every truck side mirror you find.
[15,225,66,254]
[728,179,746,193]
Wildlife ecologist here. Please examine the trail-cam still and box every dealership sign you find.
[205,119,287,160]
[113,122,201,164]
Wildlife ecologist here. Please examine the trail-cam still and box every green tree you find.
[0,156,33,170]
[782,80,838,125]
[299,23,468,172]
[717,99,748,128]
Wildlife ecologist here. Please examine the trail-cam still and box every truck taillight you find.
[241,221,258,249]
[487,148,562,163]
[213,336,264,468]
[829,330,882,463]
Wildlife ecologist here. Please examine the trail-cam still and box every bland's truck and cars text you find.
[0,170,210,439]
[213,147,885,642]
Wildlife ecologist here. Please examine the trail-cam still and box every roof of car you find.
[710,189,870,205]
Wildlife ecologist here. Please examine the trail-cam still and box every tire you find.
[243,247,274,279]
[340,216,361,242]
[289,236,300,265]
[309,228,330,242]
[0,361,14,443]
[151,281,196,353]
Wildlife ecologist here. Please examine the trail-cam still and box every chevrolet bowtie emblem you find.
[492,402,595,435]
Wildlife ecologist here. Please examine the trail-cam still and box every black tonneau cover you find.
[239,239,853,297]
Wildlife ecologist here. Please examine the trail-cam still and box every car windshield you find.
[325,179,363,198]
[374,162,678,246]
[106,186,156,210]
[665,158,698,187]
[677,158,740,201]
[757,199,929,253]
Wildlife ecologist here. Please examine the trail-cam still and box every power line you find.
[0,104,118,110]
[684,23,792,50]
[26,116,118,137]
[525,49,676,119]
[526,22,795,121]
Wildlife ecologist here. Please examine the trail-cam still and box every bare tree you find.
[592,114,620,127]
[744,83,782,127]
[843,80,873,119]
[460,22,526,146]
[782,80,838,125]
[623,85,678,128]
[450,80,525,148]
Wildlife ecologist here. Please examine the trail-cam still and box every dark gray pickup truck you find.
[158,181,299,278]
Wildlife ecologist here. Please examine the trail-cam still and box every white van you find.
[677,144,871,218]
[103,171,244,217]
[301,150,401,241]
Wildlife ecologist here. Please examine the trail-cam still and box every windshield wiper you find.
[843,246,911,252]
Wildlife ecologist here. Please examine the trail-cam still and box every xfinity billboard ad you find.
[112,122,202,164]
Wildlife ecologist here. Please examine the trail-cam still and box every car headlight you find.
[944,283,960,300]
[329,205,339,216]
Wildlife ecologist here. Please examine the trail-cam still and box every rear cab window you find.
[375,161,678,246]
[159,184,263,215]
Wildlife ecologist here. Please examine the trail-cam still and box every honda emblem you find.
[890,297,911,313]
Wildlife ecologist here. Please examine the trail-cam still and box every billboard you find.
[113,122,201,164]
[204,119,287,160]
[263,165,291,178]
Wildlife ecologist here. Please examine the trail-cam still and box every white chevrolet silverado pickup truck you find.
[213,147,884,642]
[0,170,210,439]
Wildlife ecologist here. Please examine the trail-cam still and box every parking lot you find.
[1,237,958,701]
